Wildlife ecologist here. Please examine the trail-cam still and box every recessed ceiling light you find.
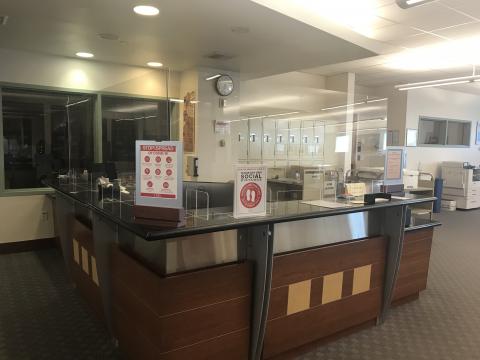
[76,52,94,58]
[147,61,163,67]
[133,5,160,16]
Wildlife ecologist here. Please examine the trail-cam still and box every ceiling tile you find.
[377,2,472,31]
[433,21,480,39]
[439,0,480,20]
[387,32,444,48]
[370,24,421,41]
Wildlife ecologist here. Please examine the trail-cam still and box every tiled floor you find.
[0,210,479,359]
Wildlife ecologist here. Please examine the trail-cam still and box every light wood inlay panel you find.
[352,265,372,295]
[322,272,343,305]
[81,246,89,275]
[287,280,311,315]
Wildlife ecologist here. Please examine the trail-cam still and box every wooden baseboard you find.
[0,237,57,254]
[266,319,377,360]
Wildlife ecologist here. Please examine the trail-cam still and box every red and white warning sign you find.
[234,164,267,218]
[139,143,179,199]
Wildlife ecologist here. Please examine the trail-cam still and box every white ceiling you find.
[0,0,376,79]
[292,0,480,92]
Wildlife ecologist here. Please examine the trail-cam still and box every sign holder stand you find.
[133,140,185,228]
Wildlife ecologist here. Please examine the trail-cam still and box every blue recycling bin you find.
[433,178,444,213]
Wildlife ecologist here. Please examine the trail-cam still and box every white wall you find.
[405,87,480,177]
[195,68,241,182]
[0,195,55,243]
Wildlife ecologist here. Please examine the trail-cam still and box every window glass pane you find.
[418,118,447,145]
[447,121,470,146]
[101,96,170,173]
[2,88,94,189]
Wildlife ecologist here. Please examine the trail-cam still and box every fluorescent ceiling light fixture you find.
[147,61,163,67]
[321,98,387,111]
[395,75,480,91]
[386,36,480,71]
[396,0,436,9]
[76,52,94,58]
[206,74,222,81]
[133,5,160,16]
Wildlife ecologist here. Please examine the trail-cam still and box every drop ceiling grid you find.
[370,0,480,48]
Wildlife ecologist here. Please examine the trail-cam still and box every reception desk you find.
[48,180,439,360]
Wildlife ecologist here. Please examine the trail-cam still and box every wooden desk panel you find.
[264,236,387,359]
[392,228,433,304]
[111,246,251,359]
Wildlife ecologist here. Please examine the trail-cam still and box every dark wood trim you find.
[0,237,57,254]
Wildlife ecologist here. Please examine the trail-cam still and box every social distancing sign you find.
[234,164,267,218]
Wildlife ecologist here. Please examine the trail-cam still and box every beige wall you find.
[0,195,55,243]
[0,47,179,98]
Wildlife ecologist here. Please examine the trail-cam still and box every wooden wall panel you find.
[71,218,104,322]
[111,246,251,359]
[392,228,433,303]
[264,237,387,358]
[112,246,251,316]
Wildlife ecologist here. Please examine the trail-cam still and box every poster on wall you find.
[183,91,196,153]
[135,140,183,209]
[233,164,267,218]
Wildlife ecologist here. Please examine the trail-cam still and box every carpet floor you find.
[297,209,480,360]
[0,210,478,359]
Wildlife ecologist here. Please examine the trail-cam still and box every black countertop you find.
[47,179,436,241]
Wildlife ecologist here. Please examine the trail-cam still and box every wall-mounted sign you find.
[135,140,183,209]
[406,128,418,147]
[234,164,267,218]
[384,146,405,185]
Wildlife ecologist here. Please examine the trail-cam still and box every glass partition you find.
[2,88,94,189]
[101,95,171,174]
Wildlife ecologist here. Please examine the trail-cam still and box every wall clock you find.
[215,75,234,96]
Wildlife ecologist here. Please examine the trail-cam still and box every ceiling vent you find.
[0,15,8,26]
[204,52,235,61]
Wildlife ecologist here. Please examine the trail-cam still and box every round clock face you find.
[216,75,234,96]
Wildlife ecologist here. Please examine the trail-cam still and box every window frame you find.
[0,82,171,197]
[417,115,471,148]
